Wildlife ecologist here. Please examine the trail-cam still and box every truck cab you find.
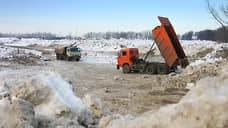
[66,47,81,59]
[117,48,150,73]
[117,48,169,74]
[117,48,139,70]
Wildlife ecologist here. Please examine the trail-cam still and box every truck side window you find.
[130,51,133,54]
[121,51,127,56]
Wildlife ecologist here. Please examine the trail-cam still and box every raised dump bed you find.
[152,16,189,69]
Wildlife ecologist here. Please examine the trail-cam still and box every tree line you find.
[181,27,228,42]
[0,31,154,40]
[0,27,227,42]
[0,32,64,40]
[83,31,153,40]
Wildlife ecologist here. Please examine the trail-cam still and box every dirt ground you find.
[0,53,189,117]
[50,60,188,116]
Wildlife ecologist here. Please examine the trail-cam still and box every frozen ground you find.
[0,38,228,128]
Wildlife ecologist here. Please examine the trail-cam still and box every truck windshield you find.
[70,48,80,52]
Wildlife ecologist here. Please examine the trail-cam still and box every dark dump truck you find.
[55,43,81,61]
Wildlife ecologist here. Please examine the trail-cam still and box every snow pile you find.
[0,37,19,44]
[181,40,218,57]
[0,83,37,128]
[10,71,93,127]
[100,64,228,128]
[3,38,53,47]
[0,97,37,128]
[83,94,111,124]
[38,71,93,124]
[77,39,152,52]
[81,51,117,63]
[190,45,228,66]
[0,46,42,58]
[161,62,218,89]
[0,46,42,65]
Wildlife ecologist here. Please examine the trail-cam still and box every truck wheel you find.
[157,65,169,74]
[59,55,64,60]
[133,70,139,73]
[68,57,72,61]
[145,65,156,74]
[123,64,130,73]
[60,55,65,60]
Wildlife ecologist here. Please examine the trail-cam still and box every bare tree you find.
[206,0,228,28]
[207,0,228,42]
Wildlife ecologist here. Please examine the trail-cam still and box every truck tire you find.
[64,55,69,61]
[157,65,169,74]
[123,64,130,73]
[76,58,80,61]
[133,70,140,73]
[67,57,72,61]
[145,64,156,74]
[60,55,64,60]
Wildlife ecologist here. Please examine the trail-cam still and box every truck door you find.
[118,50,128,67]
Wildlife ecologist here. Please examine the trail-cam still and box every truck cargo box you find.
[55,45,67,54]
[152,16,189,69]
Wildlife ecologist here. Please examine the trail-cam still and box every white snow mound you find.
[37,71,93,124]
[0,46,42,58]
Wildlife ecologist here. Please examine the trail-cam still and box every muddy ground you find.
[51,61,188,116]
[0,47,224,117]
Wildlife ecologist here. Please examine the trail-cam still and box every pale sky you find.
[0,0,222,35]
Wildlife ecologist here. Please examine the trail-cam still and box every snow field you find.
[0,38,227,65]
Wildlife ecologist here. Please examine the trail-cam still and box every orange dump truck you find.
[117,16,189,74]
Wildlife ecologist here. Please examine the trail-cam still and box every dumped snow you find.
[2,38,54,47]
[8,71,94,127]
[189,42,228,66]
[0,38,19,44]
[81,51,117,63]
[39,71,88,115]
[37,71,93,124]
[0,46,42,58]
[0,46,42,65]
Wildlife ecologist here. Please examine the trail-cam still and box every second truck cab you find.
[117,48,170,74]
[117,48,139,71]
